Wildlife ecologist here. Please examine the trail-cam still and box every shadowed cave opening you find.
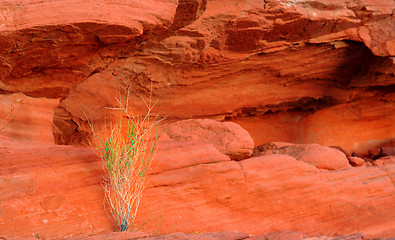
[49,39,394,160]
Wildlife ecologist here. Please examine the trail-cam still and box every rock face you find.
[152,140,231,173]
[254,143,351,170]
[0,0,393,154]
[65,230,388,240]
[0,93,59,143]
[348,156,365,167]
[1,134,394,239]
[162,119,254,160]
[0,0,395,239]
[68,231,250,240]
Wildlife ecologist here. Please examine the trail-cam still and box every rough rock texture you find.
[0,136,107,239]
[152,140,231,173]
[162,119,254,160]
[68,231,249,240]
[250,231,374,240]
[142,153,394,238]
[254,143,352,170]
[5,230,393,240]
[374,156,395,166]
[0,93,59,143]
[0,0,177,97]
[366,140,395,159]
[0,0,393,155]
[348,156,366,167]
[301,97,395,156]
[1,136,394,239]
[65,230,391,240]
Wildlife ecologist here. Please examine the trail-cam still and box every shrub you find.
[88,95,161,231]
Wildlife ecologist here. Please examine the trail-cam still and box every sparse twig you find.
[86,90,163,231]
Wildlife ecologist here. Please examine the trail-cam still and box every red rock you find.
[67,231,148,240]
[362,140,395,159]
[142,154,394,238]
[143,231,249,240]
[368,147,383,159]
[162,119,254,160]
[382,146,395,157]
[302,98,395,156]
[250,230,307,240]
[348,157,366,167]
[0,0,177,99]
[152,140,231,174]
[266,143,352,170]
[373,156,395,166]
[349,55,395,88]
[0,0,177,32]
[0,136,107,239]
[0,93,59,144]
[50,230,393,240]
[233,113,307,149]
[69,231,249,240]
[50,42,394,155]
[253,142,294,156]
[359,15,395,56]
[1,138,395,239]
[294,144,351,170]
[381,140,395,157]
[0,0,384,156]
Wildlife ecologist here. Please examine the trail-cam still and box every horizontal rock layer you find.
[1,136,394,239]
[65,230,391,240]
[0,0,393,155]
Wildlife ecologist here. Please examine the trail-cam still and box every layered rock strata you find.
[0,0,393,155]
[1,125,394,238]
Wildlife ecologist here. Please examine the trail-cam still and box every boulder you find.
[348,157,366,167]
[152,141,230,174]
[262,143,352,170]
[253,142,293,156]
[162,119,254,160]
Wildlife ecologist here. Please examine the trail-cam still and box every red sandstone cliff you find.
[0,0,394,239]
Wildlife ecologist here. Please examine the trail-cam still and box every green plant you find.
[88,95,162,231]
[32,233,41,239]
